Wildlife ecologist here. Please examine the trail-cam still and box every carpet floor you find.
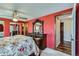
[41,48,70,56]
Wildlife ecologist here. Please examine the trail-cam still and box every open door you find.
[55,13,72,55]
[71,3,76,56]
[55,4,76,55]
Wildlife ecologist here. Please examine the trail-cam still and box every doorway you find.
[60,22,64,45]
[55,13,72,55]
[10,22,19,36]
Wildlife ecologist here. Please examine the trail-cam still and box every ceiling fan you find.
[0,7,27,21]
[12,10,27,22]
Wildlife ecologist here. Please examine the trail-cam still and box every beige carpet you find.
[41,48,70,56]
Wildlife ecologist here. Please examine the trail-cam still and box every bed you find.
[0,35,40,56]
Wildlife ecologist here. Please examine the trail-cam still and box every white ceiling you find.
[0,3,74,21]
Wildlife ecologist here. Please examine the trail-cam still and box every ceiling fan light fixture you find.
[13,18,18,21]
[12,10,19,22]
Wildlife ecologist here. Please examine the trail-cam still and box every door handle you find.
[71,35,74,41]
[71,38,74,41]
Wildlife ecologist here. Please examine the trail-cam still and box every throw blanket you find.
[0,35,39,56]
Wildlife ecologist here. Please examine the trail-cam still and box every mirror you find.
[33,19,43,34]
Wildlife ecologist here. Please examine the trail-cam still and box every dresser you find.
[27,33,47,50]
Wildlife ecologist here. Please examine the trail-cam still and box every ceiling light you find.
[13,18,18,21]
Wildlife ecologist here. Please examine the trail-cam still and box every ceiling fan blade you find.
[19,17,27,19]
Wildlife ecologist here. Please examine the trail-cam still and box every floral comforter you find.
[0,35,39,56]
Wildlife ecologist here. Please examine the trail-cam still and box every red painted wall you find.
[0,18,24,37]
[27,15,55,48]
[0,18,10,37]
[26,8,72,48]
[4,20,10,37]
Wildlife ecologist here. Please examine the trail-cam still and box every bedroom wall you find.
[26,8,72,48]
[4,20,10,37]
[27,15,55,48]
[0,18,24,37]
[0,18,10,37]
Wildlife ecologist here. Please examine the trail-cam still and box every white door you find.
[71,3,76,56]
